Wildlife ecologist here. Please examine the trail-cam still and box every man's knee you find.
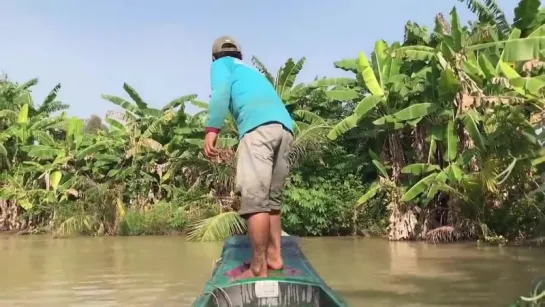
[237,162,273,216]
[240,211,262,220]
[269,166,288,211]
[269,209,281,216]
[238,185,270,216]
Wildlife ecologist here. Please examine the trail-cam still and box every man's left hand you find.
[204,131,219,158]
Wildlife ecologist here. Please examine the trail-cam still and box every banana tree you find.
[101,85,207,202]
[0,78,68,117]
[321,5,545,241]
[395,8,545,165]
[1,104,65,166]
[103,84,195,148]
[101,112,164,207]
[512,0,545,38]
[325,39,440,174]
[376,6,545,240]
[324,41,444,240]
[251,57,310,107]
[456,0,511,39]
[0,78,73,231]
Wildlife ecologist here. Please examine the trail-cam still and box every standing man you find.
[204,36,294,280]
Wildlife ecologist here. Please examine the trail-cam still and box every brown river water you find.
[0,235,544,307]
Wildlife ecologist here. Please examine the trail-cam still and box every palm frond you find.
[16,78,39,92]
[54,214,102,237]
[276,58,306,99]
[457,0,510,37]
[289,121,332,167]
[37,83,69,115]
[185,211,246,242]
[251,56,275,85]
[293,110,326,125]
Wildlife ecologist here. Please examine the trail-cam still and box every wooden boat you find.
[191,235,348,307]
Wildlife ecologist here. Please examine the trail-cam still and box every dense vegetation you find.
[1,1,545,250]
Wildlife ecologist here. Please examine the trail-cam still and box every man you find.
[204,36,294,280]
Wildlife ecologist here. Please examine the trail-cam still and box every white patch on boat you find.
[254,280,279,298]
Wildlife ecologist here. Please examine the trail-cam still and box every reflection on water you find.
[0,235,543,306]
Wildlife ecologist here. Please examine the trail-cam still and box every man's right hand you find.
[204,131,219,159]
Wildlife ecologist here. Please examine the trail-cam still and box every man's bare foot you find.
[231,268,258,281]
[231,265,267,281]
[267,250,283,270]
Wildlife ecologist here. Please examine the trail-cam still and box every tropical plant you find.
[322,2,545,242]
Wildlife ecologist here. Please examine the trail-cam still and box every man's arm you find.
[205,59,232,134]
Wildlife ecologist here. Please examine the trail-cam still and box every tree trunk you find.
[0,200,23,231]
[386,184,421,241]
[385,133,422,241]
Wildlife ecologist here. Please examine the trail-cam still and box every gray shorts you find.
[235,123,294,216]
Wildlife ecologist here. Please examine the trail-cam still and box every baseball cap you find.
[211,36,241,54]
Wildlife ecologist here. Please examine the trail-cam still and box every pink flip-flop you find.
[225,261,300,280]
[225,261,251,278]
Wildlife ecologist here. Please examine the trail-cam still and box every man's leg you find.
[267,210,282,270]
[241,212,269,278]
[267,127,294,270]
[233,125,278,279]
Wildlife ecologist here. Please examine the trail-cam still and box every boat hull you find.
[191,235,348,307]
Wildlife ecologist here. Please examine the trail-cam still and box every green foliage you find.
[185,212,246,242]
[514,0,544,36]
[319,0,545,242]
[282,172,361,236]
[457,0,511,37]
[119,203,188,236]
[486,196,545,239]
[281,152,388,236]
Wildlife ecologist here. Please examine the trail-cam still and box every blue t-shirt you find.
[205,56,294,139]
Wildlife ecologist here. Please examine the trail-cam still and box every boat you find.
[191,235,349,307]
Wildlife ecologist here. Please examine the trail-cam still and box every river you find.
[0,235,543,306]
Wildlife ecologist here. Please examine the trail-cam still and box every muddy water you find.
[0,235,543,307]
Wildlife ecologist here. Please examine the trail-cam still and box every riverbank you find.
[4,219,544,249]
[3,186,544,247]
[3,192,545,248]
